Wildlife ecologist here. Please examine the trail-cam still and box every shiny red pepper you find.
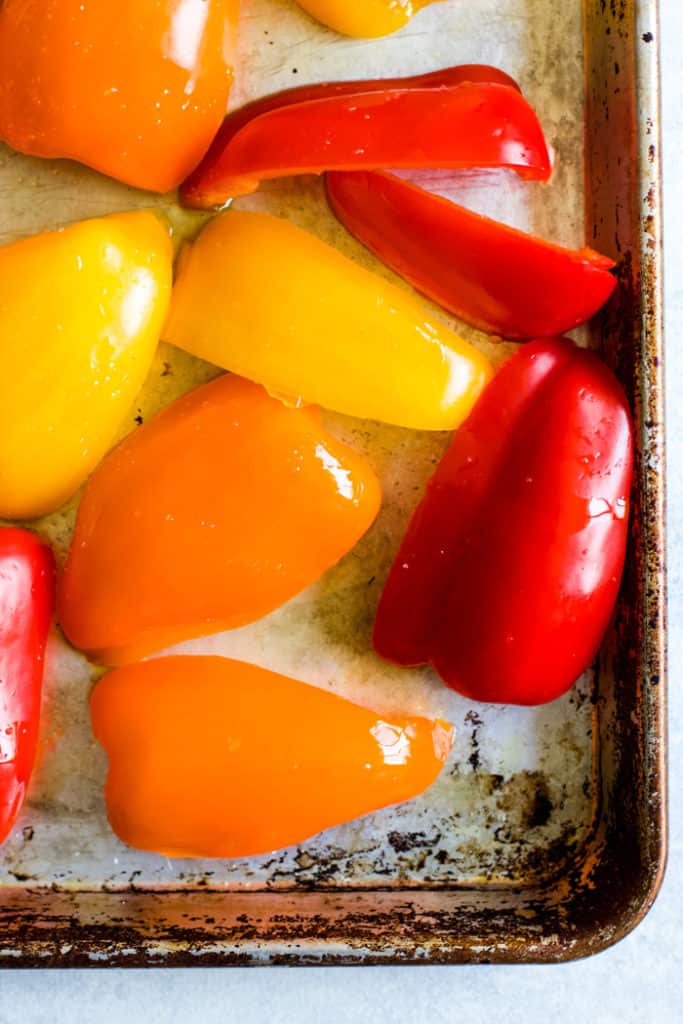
[373,337,633,706]
[181,66,549,206]
[0,530,55,841]
[187,66,520,160]
[326,170,617,340]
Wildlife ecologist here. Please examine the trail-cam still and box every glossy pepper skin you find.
[295,0,442,38]
[0,0,239,193]
[0,212,172,520]
[163,211,492,430]
[327,171,618,340]
[181,73,550,205]
[91,656,453,858]
[182,64,520,206]
[58,374,381,666]
[0,530,55,844]
[374,337,633,706]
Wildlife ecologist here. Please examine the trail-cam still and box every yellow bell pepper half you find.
[0,212,172,520]
[296,0,443,38]
[163,212,492,431]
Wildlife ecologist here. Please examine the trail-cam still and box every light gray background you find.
[0,0,680,1019]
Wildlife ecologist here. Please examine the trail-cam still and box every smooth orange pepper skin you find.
[0,0,239,193]
[296,0,442,38]
[58,374,381,665]
[91,656,453,858]
[0,212,172,520]
[164,212,493,431]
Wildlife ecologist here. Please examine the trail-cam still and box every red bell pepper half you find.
[0,529,55,842]
[181,66,550,207]
[373,337,633,707]
[326,170,617,339]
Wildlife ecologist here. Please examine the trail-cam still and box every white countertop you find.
[2,0,681,1018]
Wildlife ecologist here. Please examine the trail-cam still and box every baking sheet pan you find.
[0,0,665,964]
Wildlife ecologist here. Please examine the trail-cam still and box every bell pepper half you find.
[327,170,617,340]
[295,0,444,38]
[181,66,549,206]
[0,212,172,520]
[374,337,633,706]
[58,373,381,666]
[163,210,492,431]
[0,529,55,843]
[91,656,453,858]
[0,0,240,193]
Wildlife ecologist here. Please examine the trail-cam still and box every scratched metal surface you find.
[0,0,665,965]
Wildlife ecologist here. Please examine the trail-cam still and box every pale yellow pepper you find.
[296,0,442,38]
[0,212,172,519]
[163,212,492,431]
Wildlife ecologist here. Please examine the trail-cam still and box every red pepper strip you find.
[199,65,519,154]
[182,76,548,206]
[192,65,519,161]
[182,65,521,207]
[326,171,617,340]
[0,529,55,842]
[373,337,633,707]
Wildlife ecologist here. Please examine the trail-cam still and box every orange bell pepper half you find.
[91,656,453,858]
[181,68,549,206]
[0,0,240,193]
[58,375,380,665]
